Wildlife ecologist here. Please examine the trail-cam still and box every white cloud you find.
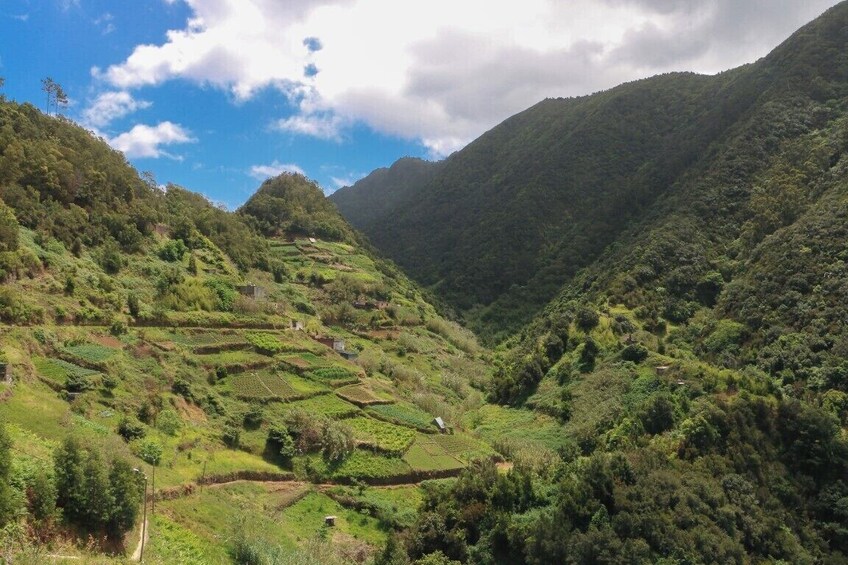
[109,122,195,159]
[273,113,345,141]
[96,0,840,154]
[248,160,305,180]
[82,91,151,128]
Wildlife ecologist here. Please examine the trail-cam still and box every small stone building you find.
[237,284,265,300]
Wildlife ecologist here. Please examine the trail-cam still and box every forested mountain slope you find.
[331,2,848,343]
[330,157,443,233]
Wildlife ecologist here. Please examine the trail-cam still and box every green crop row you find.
[347,417,416,454]
[367,403,435,432]
[63,343,117,363]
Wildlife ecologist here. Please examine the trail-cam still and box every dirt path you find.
[131,517,148,562]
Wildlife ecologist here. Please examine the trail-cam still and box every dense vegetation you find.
[338,3,848,564]
[3,3,848,564]
[331,2,848,344]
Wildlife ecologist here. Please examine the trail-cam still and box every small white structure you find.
[434,417,446,433]
[308,237,317,244]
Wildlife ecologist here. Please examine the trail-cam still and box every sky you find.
[0,0,841,208]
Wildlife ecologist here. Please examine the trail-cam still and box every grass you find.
[403,436,464,472]
[146,514,224,565]
[194,350,271,369]
[325,484,423,528]
[286,373,329,396]
[283,491,386,546]
[335,384,388,406]
[346,417,416,454]
[433,432,495,463]
[466,404,567,454]
[171,331,248,348]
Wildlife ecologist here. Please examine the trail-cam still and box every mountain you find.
[0,96,502,562]
[2,4,848,563]
[330,157,443,233]
[331,2,848,343]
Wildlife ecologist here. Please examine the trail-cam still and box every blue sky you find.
[0,0,840,208]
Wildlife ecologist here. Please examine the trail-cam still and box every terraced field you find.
[347,416,417,454]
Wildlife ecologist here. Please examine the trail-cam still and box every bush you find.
[267,425,296,460]
[576,306,599,332]
[117,417,146,441]
[621,344,649,363]
[158,239,188,262]
[222,425,241,448]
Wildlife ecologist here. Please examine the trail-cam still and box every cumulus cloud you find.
[82,91,151,128]
[95,0,839,155]
[109,122,195,159]
[249,160,305,180]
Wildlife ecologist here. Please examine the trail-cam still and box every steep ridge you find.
[329,157,444,233]
[331,2,848,343]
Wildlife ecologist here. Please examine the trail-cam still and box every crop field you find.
[245,332,285,355]
[284,373,328,396]
[33,357,99,385]
[305,366,359,386]
[403,436,464,472]
[229,372,299,401]
[63,343,117,364]
[347,416,416,454]
[367,403,435,432]
[335,384,390,406]
[283,394,360,419]
[168,331,248,348]
[312,450,412,481]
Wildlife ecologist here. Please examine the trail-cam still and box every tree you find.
[107,458,142,539]
[0,201,20,253]
[0,422,14,526]
[81,450,114,529]
[267,425,296,460]
[41,77,68,115]
[55,436,87,523]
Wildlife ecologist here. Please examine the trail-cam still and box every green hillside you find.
[327,4,848,564]
[2,3,848,564]
[0,97,512,563]
[331,2,848,344]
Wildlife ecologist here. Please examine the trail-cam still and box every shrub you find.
[117,417,146,441]
[158,239,188,262]
[621,344,649,363]
[222,425,241,448]
[576,306,600,332]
